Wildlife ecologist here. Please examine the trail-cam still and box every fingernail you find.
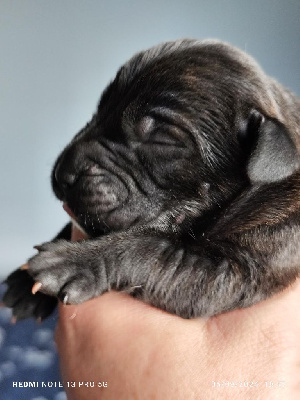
[32,282,42,294]
[20,264,29,270]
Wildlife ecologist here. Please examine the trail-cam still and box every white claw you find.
[63,294,69,305]
[32,282,42,294]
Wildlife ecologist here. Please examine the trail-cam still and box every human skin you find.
[54,225,300,400]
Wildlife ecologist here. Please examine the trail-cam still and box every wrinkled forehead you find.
[118,42,244,115]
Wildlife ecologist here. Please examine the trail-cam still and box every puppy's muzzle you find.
[53,149,128,218]
[54,162,99,195]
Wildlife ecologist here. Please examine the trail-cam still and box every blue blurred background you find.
[0,0,299,399]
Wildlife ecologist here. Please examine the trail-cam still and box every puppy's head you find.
[52,39,299,236]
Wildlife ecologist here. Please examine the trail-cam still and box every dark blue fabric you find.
[0,282,66,400]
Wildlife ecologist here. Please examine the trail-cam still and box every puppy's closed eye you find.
[148,129,182,146]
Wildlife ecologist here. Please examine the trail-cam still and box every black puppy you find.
[3,39,300,320]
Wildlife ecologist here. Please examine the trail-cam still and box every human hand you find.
[55,226,300,400]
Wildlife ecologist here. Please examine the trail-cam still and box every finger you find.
[71,224,88,241]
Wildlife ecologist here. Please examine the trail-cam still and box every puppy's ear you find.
[239,109,300,184]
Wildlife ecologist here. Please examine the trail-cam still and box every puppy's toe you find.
[57,274,97,305]
[2,269,57,321]
[11,292,57,321]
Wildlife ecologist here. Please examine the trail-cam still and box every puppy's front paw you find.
[28,240,100,304]
[2,269,57,321]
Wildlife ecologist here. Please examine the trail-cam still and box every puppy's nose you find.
[54,162,77,191]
